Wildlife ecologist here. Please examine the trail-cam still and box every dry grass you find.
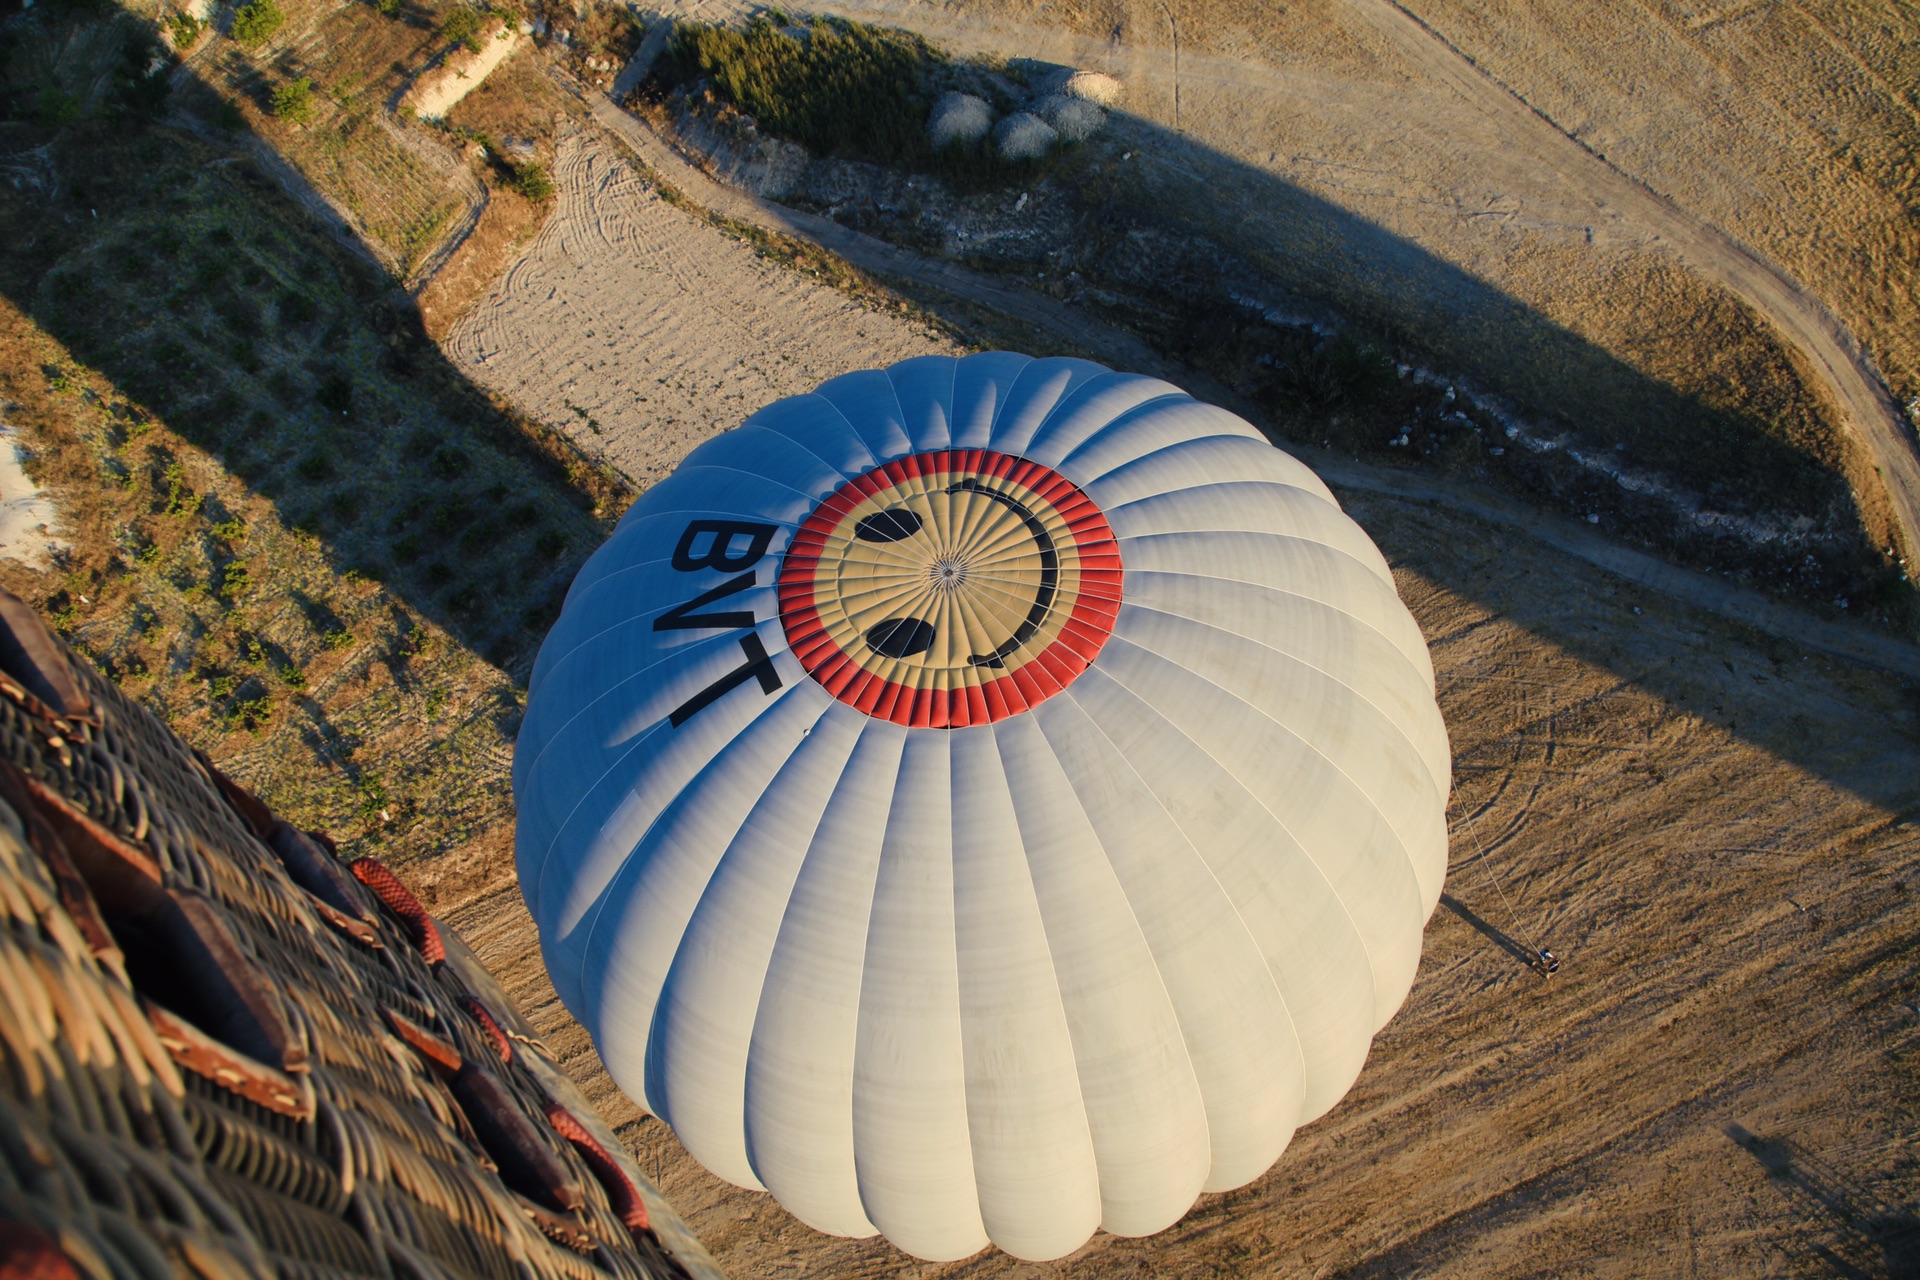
[415,54,582,338]
[415,182,549,339]
[443,38,575,155]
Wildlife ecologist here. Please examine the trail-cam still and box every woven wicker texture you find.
[0,593,723,1280]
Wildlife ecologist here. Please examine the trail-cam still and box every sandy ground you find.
[435,114,1920,1280]
[0,427,65,568]
[445,132,954,489]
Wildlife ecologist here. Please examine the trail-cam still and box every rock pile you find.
[928,91,994,149]
[923,68,1122,161]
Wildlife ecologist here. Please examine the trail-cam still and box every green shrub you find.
[270,76,315,124]
[438,4,490,52]
[509,161,553,201]
[277,288,316,325]
[666,16,939,166]
[165,10,202,48]
[231,0,285,47]
[315,370,352,415]
[217,558,251,600]
[36,88,81,127]
[162,461,204,517]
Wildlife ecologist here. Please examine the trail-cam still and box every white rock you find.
[1034,92,1105,142]
[928,91,993,149]
[993,111,1057,161]
[1062,69,1122,106]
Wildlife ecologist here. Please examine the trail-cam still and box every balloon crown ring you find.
[776,449,1123,729]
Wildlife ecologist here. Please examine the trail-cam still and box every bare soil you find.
[444,130,954,490]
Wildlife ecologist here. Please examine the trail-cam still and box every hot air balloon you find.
[514,353,1449,1262]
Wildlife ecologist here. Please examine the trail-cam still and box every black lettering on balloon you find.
[654,572,759,632]
[866,616,936,659]
[672,520,776,573]
[658,518,785,725]
[668,634,782,727]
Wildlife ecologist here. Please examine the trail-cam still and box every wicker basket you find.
[0,590,726,1280]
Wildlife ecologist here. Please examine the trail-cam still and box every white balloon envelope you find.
[515,353,1450,1262]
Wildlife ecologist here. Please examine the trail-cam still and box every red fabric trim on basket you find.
[543,1104,650,1234]
[348,857,445,966]
[0,1221,82,1280]
[460,996,514,1064]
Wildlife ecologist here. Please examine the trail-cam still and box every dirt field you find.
[434,116,1920,1279]
[445,131,955,489]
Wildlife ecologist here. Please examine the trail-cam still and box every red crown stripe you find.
[842,669,877,713]
[874,677,910,726]
[850,672,887,716]
[1005,664,1049,710]
[980,675,1015,722]
[818,655,860,697]
[1026,646,1080,694]
[791,632,838,665]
